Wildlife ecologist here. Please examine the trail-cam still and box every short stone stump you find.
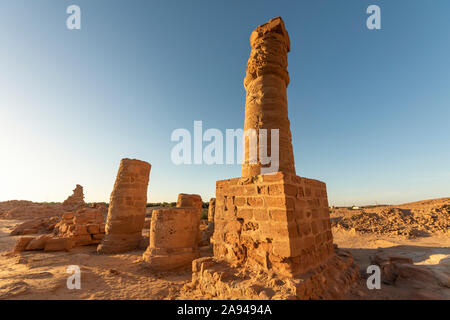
[143,207,200,271]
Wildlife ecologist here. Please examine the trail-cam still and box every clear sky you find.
[0,0,449,206]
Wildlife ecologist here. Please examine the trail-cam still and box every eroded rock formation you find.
[97,159,151,254]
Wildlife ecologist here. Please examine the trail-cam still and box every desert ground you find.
[0,197,448,300]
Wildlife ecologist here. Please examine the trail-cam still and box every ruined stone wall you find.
[143,207,200,270]
[55,208,105,246]
[98,158,151,253]
[63,184,85,210]
[212,172,333,277]
[242,17,296,177]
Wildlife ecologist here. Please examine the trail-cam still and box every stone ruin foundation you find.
[97,158,151,254]
[12,208,106,253]
[188,17,359,300]
[142,194,202,270]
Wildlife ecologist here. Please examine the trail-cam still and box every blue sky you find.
[0,0,449,206]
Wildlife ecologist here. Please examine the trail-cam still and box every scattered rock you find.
[109,269,120,275]
[44,237,73,252]
[13,236,35,252]
[25,234,52,251]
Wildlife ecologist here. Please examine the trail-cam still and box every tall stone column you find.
[97,158,151,254]
[190,17,358,300]
[242,17,296,178]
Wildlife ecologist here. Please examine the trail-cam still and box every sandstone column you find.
[176,193,202,245]
[142,207,200,270]
[97,158,151,254]
[207,198,216,225]
[242,17,296,177]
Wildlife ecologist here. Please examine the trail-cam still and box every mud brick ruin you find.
[190,17,359,299]
[62,184,85,210]
[55,208,106,246]
[143,194,202,270]
[98,158,151,254]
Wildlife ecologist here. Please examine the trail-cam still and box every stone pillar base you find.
[213,172,337,276]
[97,232,142,254]
[142,207,200,271]
[187,248,359,300]
[143,248,200,271]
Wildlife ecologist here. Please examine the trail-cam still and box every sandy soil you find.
[0,198,449,300]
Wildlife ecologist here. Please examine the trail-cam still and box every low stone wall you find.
[55,208,105,246]
[12,207,106,253]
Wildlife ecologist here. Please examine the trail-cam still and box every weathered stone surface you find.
[10,216,60,236]
[208,198,216,223]
[44,237,73,252]
[189,248,359,300]
[242,17,295,178]
[143,207,200,271]
[211,173,334,276]
[176,193,202,211]
[54,207,105,247]
[63,184,85,210]
[176,193,203,245]
[13,236,34,252]
[98,158,151,254]
[25,234,52,251]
